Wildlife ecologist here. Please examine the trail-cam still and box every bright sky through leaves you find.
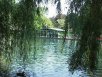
[45,0,69,18]
[15,0,70,18]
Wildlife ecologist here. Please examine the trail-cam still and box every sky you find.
[45,0,70,18]
[15,0,20,3]
[15,0,70,18]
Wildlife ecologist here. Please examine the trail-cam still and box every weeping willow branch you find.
[68,0,102,72]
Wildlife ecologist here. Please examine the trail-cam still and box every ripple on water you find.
[6,39,90,77]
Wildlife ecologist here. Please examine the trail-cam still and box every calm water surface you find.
[0,38,95,77]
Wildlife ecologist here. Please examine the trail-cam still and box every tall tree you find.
[0,0,14,74]
[66,0,102,72]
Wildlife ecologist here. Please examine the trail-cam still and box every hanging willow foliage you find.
[67,0,102,72]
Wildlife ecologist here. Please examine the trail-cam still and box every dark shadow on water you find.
[9,69,37,77]
[0,70,9,77]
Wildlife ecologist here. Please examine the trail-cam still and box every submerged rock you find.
[16,71,26,77]
[0,70,9,77]
[9,70,37,77]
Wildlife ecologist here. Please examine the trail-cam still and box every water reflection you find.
[0,38,99,77]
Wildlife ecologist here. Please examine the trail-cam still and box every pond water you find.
[0,38,101,77]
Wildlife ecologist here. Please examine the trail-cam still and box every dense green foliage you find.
[50,14,66,28]
[0,0,52,74]
[66,0,102,72]
[35,15,53,29]
[68,13,83,36]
